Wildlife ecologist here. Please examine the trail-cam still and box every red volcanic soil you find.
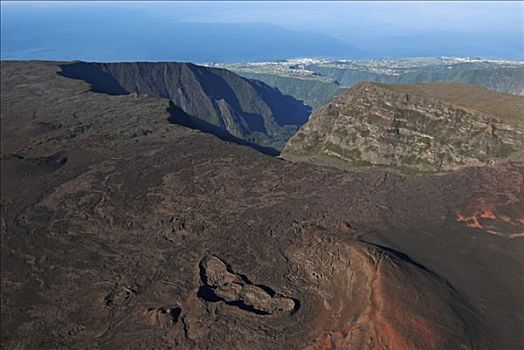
[306,239,476,350]
[454,165,524,238]
[456,203,524,238]
[1,61,523,349]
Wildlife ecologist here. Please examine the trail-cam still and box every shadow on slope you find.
[167,102,280,156]
[58,62,280,156]
[248,78,311,126]
[58,62,128,95]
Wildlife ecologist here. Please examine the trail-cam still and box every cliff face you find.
[60,62,311,151]
[282,82,524,172]
[230,71,346,110]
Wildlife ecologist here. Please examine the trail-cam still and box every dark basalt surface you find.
[1,61,523,349]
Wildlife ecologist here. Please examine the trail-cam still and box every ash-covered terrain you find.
[1,61,523,349]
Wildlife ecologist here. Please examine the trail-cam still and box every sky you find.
[1,1,523,62]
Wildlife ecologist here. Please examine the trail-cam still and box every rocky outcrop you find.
[282,82,524,173]
[143,306,181,329]
[199,256,296,315]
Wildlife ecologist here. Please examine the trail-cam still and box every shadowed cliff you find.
[60,62,311,152]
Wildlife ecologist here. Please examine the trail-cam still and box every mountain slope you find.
[6,61,524,349]
[282,82,524,173]
[60,62,311,151]
[383,82,524,127]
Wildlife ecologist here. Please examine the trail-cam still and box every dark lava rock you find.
[1,61,523,350]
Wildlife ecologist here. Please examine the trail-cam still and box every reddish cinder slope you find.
[298,237,477,350]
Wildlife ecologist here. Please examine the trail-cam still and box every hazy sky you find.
[162,2,524,33]
[4,1,521,33]
[2,1,523,61]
